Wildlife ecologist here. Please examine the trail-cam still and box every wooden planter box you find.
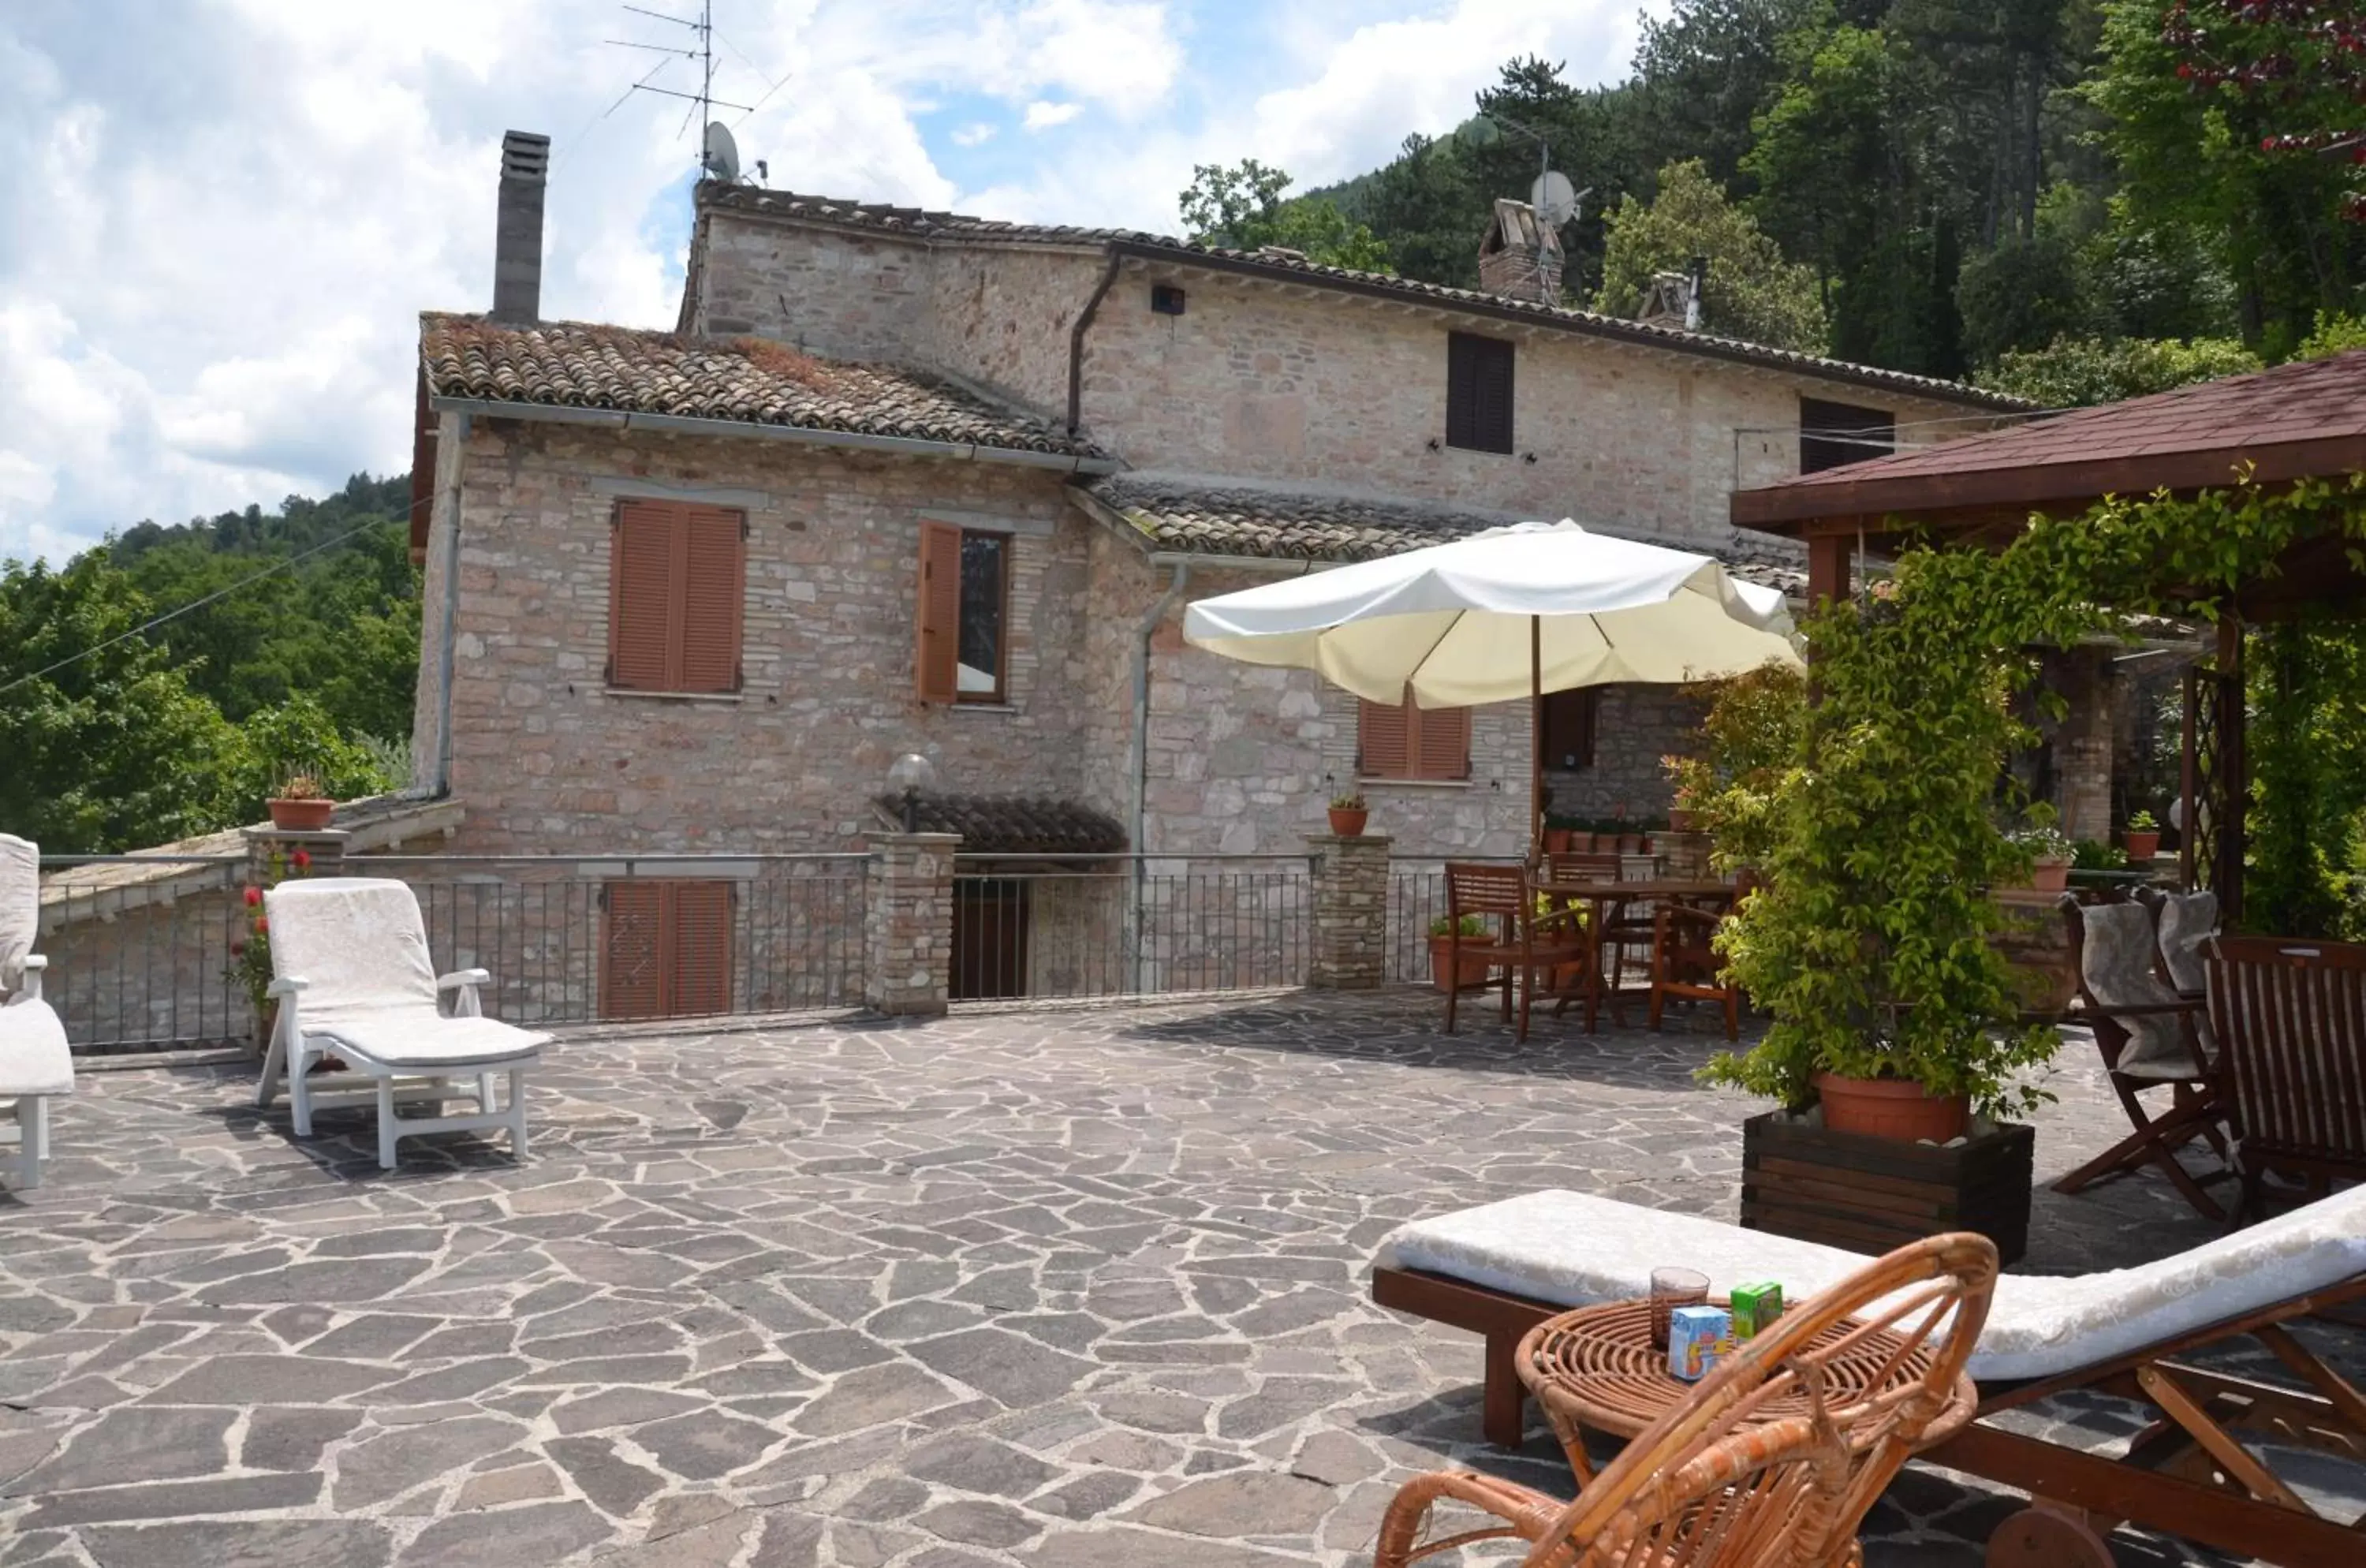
[1741,1111,2034,1265]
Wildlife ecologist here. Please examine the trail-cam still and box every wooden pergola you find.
[1732,351,2366,922]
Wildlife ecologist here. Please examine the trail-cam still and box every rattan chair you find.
[1442,864,1590,1041]
[1374,1232,1998,1568]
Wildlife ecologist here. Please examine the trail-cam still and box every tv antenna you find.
[607,0,752,172]
[1530,170,1589,227]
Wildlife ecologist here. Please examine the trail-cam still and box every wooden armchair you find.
[1648,903,1741,1041]
[2205,935,2366,1220]
[2054,900,2232,1220]
[1375,1232,1998,1568]
[1442,864,1591,1042]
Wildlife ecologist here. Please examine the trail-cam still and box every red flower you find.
[230,941,245,958]
[292,849,311,870]
[252,916,267,937]
[243,886,263,907]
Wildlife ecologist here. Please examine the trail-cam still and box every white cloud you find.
[1023,100,1084,130]
[951,121,998,147]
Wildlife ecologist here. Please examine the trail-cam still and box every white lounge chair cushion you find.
[265,877,442,1032]
[1375,1185,2366,1382]
[0,834,35,995]
[304,1009,549,1072]
[0,997,74,1097]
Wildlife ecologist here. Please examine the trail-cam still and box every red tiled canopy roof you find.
[1733,349,2366,533]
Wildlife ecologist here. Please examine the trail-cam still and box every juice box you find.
[1667,1305,1733,1383]
[1730,1282,1784,1340]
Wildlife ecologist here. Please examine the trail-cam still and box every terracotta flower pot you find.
[1327,808,1369,837]
[2123,830,2160,861]
[1570,832,1597,852]
[1617,832,1643,854]
[2029,857,2070,893]
[1815,1072,1969,1143]
[1666,808,1697,833]
[1427,935,1491,994]
[1543,828,1572,853]
[267,797,334,832]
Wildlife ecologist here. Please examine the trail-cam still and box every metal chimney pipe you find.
[491,131,550,324]
[1685,254,1708,332]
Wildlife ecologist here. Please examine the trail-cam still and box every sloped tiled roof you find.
[1075,474,1809,596]
[420,312,1105,461]
[1734,350,2366,531]
[873,794,1128,855]
[696,185,2026,414]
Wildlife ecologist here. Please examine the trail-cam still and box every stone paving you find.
[0,990,2351,1567]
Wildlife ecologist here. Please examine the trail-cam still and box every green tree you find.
[1177,160,1394,272]
[2298,312,2366,360]
[1956,232,2086,364]
[1595,159,1829,351]
[1633,0,1826,190]
[1974,334,2260,404]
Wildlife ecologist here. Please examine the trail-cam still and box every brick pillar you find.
[1307,833,1390,990]
[1655,830,1714,879]
[2051,648,2115,843]
[241,826,351,887]
[864,832,957,1017]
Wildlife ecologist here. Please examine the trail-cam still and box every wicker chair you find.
[1443,864,1591,1041]
[1374,1232,1998,1568]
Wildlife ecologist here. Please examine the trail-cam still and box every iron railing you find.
[36,853,868,1055]
[950,854,1312,1003]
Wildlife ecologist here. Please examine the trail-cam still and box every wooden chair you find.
[1648,903,1741,1041]
[1374,1232,1998,1568]
[2205,935,2366,1221]
[1443,864,1590,1042]
[1543,851,1659,996]
[2054,900,2233,1220]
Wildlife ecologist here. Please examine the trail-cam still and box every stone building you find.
[395,133,2025,1009]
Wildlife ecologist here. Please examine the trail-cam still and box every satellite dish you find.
[1532,170,1580,226]
[703,121,741,184]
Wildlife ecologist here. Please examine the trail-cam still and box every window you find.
[1359,688,1472,781]
[1446,331,1516,454]
[916,520,1009,704]
[1799,398,1896,475]
[606,499,746,693]
[1540,688,1598,771]
[600,880,733,1020]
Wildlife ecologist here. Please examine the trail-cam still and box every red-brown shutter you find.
[1359,696,1413,779]
[677,506,745,693]
[668,881,734,1017]
[609,502,677,690]
[916,519,962,704]
[600,880,666,1019]
[1413,700,1472,780]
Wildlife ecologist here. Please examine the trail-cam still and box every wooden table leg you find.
[1485,1331,1525,1449]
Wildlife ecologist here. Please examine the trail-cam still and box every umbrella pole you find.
[1531,614,1543,855]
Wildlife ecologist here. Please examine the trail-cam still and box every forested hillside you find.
[1191,0,2366,401]
[0,476,416,853]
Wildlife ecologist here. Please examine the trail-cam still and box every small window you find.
[1446,331,1516,454]
[1541,688,1597,771]
[916,521,1011,704]
[1359,688,1472,781]
[606,499,746,693]
[599,879,733,1020]
[1800,398,1896,474]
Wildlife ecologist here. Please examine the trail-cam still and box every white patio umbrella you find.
[1181,520,1803,841]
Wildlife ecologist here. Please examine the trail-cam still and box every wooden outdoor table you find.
[1513,1297,1980,1484]
[1529,878,1739,1020]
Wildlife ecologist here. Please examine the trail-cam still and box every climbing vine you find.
[1704,471,2366,1119]
[2248,617,2366,936]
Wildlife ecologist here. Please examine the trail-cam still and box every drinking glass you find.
[1650,1266,1711,1352]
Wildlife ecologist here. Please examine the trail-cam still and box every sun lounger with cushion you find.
[0,834,72,1189]
[1373,1186,2366,1568]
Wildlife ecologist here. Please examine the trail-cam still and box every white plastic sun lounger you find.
[1373,1186,2366,1567]
[0,834,72,1189]
[256,877,550,1170]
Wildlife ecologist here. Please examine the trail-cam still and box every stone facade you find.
[863,832,956,1016]
[1307,834,1390,990]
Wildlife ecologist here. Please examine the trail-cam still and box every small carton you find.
[1667,1305,1733,1383]
[1730,1282,1784,1340]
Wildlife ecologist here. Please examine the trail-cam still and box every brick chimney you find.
[491,130,550,324]
[1477,198,1565,306]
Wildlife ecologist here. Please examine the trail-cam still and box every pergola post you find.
[2215,614,2245,924]
[1807,534,1852,609]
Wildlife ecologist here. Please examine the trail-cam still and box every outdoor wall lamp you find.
[887,752,936,833]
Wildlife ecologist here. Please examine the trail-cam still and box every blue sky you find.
[0,1,1648,562]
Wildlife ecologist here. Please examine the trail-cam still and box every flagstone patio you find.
[0,990,2331,1566]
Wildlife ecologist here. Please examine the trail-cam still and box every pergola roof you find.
[1733,349,2366,537]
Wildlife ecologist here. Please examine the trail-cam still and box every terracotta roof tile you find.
[873,793,1128,854]
[420,312,1105,460]
[696,185,2026,414]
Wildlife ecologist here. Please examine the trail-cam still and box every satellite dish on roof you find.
[703,121,741,184]
[1531,170,1580,226]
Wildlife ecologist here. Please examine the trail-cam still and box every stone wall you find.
[690,218,938,365]
[1543,684,1711,823]
[412,420,1095,855]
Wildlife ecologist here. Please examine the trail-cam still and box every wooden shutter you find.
[599,880,666,1019]
[1359,697,1413,778]
[1472,338,1514,454]
[1445,333,1480,450]
[608,502,677,690]
[677,506,745,693]
[1413,700,1472,780]
[916,520,963,704]
[668,881,734,1017]
[1800,398,1895,474]
[1542,688,1597,770]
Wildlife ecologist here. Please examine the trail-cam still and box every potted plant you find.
[1663,755,1706,832]
[1611,806,1643,855]
[1543,814,1574,853]
[1327,791,1369,837]
[2123,808,2160,861]
[2012,819,2073,893]
[267,773,334,832]
[1427,913,1491,993]
[226,846,330,1060]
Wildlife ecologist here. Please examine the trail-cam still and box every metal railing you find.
[36,853,868,1055]
[950,854,1312,1003]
